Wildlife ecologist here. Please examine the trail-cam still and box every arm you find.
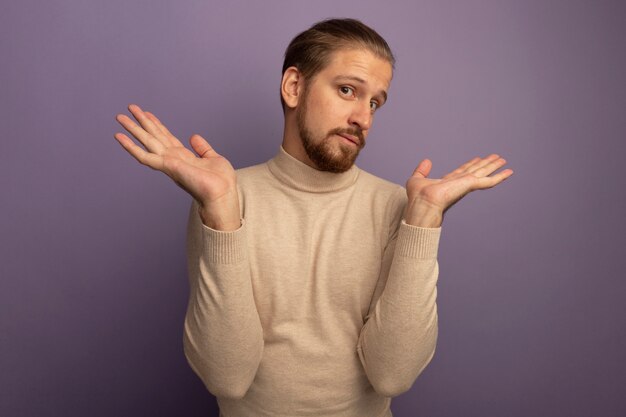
[357,193,441,398]
[184,201,264,399]
[114,104,263,397]
[358,155,513,397]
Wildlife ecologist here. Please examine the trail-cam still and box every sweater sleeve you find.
[183,201,264,399]
[356,188,441,398]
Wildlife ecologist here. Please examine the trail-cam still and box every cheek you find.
[308,94,333,115]
[304,89,347,129]
[305,101,330,127]
[316,97,348,124]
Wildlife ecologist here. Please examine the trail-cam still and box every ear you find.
[281,67,304,109]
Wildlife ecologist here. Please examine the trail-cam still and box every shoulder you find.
[356,168,407,205]
[234,162,272,188]
[354,168,408,231]
[235,161,269,177]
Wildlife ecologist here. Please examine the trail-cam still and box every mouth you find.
[337,133,360,147]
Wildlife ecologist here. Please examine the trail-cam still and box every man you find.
[115,18,512,417]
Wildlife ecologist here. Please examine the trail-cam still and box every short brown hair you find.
[281,18,395,107]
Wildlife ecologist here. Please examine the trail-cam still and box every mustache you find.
[327,127,365,144]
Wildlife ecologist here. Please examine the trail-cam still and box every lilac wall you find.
[2,1,625,416]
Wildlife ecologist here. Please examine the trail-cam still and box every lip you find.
[338,133,360,147]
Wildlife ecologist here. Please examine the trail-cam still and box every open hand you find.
[114,104,240,230]
[404,154,514,227]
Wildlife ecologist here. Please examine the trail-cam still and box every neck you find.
[268,146,359,193]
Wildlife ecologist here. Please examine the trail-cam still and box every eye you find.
[339,86,355,96]
[370,101,379,112]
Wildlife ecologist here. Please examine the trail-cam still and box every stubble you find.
[296,87,365,173]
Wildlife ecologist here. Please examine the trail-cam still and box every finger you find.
[114,133,164,170]
[472,157,507,178]
[144,111,181,147]
[411,159,432,178]
[473,168,514,189]
[115,113,165,153]
[442,156,481,179]
[466,154,500,175]
[128,104,172,147]
[190,134,219,158]
[143,111,173,136]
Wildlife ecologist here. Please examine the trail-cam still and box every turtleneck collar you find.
[267,146,360,193]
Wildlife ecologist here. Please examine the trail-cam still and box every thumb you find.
[412,159,432,178]
[190,134,218,158]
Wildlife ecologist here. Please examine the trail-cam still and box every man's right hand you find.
[115,104,241,231]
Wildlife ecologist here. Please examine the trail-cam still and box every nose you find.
[348,101,372,131]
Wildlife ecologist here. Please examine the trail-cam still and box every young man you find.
[115,18,512,417]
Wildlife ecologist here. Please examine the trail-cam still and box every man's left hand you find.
[404,154,514,228]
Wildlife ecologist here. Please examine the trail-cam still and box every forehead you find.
[317,48,393,91]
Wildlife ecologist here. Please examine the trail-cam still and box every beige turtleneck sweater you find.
[183,147,441,417]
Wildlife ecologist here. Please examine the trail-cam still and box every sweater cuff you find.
[395,220,441,259]
[201,219,247,264]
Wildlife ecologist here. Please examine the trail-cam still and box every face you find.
[295,49,393,173]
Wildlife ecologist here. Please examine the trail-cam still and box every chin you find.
[313,144,360,173]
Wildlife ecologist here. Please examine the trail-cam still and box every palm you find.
[158,143,236,204]
[114,104,236,205]
[406,155,513,215]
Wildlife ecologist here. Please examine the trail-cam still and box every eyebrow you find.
[333,75,388,103]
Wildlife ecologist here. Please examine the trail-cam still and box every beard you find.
[296,90,365,173]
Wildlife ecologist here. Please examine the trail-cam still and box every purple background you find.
[1,0,625,416]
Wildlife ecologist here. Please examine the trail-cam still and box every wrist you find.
[404,198,443,228]
[198,191,241,231]
[199,209,241,231]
